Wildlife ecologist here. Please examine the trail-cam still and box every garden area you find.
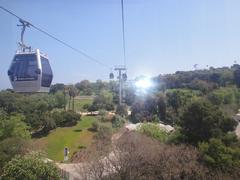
[33,116,97,161]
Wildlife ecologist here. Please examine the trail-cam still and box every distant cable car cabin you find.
[122,73,127,81]
[109,72,114,79]
[7,19,53,93]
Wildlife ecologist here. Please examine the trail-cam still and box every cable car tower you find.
[111,66,127,105]
[109,0,128,105]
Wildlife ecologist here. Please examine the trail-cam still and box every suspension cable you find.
[0,6,110,68]
[121,0,126,68]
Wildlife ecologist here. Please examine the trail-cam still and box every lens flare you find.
[135,77,153,89]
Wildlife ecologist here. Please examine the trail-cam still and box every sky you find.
[1,0,240,90]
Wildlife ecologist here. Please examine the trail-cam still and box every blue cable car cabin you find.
[8,49,53,92]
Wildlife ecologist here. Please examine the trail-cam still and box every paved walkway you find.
[236,124,240,138]
[234,110,240,138]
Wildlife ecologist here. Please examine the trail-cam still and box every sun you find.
[135,77,153,89]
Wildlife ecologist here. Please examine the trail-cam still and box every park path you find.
[236,124,240,138]
[235,110,240,138]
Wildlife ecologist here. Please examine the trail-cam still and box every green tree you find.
[91,90,114,111]
[112,115,125,128]
[1,153,60,180]
[156,93,167,121]
[49,83,65,94]
[166,90,184,115]
[124,87,136,106]
[116,104,128,117]
[75,80,92,95]
[179,100,237,145]
[0,112,30,141]
[52,110,81,127]
[0,138,29,174]
[234,67,240,88]
[199,138,240,174]
[68,85,78,111]
[54,91,66,109]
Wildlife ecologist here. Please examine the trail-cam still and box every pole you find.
[114,66,126,105]
[119,70,122,105]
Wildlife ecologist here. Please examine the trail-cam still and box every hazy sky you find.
[1,0,240,89]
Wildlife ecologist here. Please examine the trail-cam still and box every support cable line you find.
[121,0,127,67]
[0,6,110,68]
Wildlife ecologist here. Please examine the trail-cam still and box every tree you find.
[0,112,30,141]
[234,67,240,88]
[90,90,114,111]
[54,91,66,109]
[156,93,167,121]
[199,138,240,176]
[0,91,22,113]
[189,79,213,94]
[42,113,56,134]
[63,86,68,111]
[0,138,29,174]
[112,115,125,128]
[75,80,92,95]
[49,83,65,94]
[130,100,145,123]
[124,87,136,106]
[166,90,183,115]
[52,111,81,127]
[116,104,128,117]
[179,100,237,145]
[80,131,211,180]
[1,153,60,180]
[68,85,78,111]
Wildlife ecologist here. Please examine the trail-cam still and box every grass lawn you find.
[66,96,93,112]
[33,116,96,161]
[74,98,93,112]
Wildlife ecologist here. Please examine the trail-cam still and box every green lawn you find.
[34,116,96,161]
[66,96,93,112]
[74,98,93,112]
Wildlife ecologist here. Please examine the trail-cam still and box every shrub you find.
[0,138,30,174]
[52,110,81,127]
[179,100,237,145]
[137,123,169,142]
[1,153,60,180]
[112,115,125,128]
[199,138,240,176]
[83,104,90,111]
[98,109,107,116]
[91,121,99,132]
[95,124,112,142]
[116,104,128,117]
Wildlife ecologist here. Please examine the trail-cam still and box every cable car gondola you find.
[122,73,127,81]
[7,19,53,93]
[109,72,114,79]
[8,49,53,92]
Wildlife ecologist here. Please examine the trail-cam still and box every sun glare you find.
[135,77,153,89]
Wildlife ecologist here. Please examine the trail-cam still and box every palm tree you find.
[63,86,68,111]
[68,85,78,112]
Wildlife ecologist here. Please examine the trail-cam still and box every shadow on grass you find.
[78,145,86,149]
[86,114,98,116]
[31,129,50,138]
[88,127,97,132]
[74,129,82,132]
